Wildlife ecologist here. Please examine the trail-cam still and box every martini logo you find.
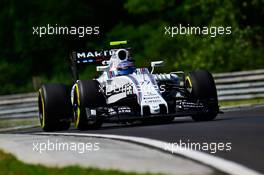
[77,50,114,58]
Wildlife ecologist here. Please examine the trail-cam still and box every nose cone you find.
[149,105,160,114]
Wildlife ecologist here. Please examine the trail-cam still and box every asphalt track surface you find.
[9,106,264,174]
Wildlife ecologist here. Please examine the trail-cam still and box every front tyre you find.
[73,80,106,130]
[186,70,219,121]
[38,84,72,131]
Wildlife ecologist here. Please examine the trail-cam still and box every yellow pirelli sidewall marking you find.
[186,76,192,87]
[39,89,45,128]
[75,84,81,128]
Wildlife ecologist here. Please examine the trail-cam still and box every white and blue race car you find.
[38,41,219,131]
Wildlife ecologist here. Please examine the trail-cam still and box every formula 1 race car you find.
[38,41,219,131]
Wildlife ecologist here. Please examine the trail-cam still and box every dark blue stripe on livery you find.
[127,75,142,103]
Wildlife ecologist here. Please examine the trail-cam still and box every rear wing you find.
[70,41,129,80]
[71,41,128,64]
[71,50,114,64]
[70,50,114,81]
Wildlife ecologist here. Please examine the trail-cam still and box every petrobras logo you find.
[77,50,115,58]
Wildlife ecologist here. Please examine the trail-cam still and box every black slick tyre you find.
[73,80,106,130]
[186,70,219,121]
[38,84,72,131]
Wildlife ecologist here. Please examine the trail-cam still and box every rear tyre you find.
[186,70,219,121]
[38,84,72,132]
[73,80,106,130]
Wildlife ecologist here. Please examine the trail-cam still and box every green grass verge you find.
[0,149,158,175]
[0,118,39,129]
[220,98,264,107]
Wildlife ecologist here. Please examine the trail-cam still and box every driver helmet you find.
[116,60,135,76]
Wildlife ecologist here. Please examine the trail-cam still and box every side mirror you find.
[96,65,109,72]
[151,61,164,73]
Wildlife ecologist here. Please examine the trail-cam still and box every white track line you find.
[0,125,39,132]
[37,132,262,175]
[221,104,264,112]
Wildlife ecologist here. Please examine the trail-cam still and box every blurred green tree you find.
[0,0,263,94]
[108,0,264,73]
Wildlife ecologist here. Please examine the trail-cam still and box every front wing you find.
[84,100,215,123]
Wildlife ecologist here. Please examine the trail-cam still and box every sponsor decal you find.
[76,50,115,59]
